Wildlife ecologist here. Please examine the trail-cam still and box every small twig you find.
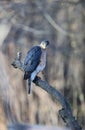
[12,52,82,130]
[44,12,71,37]
[43,12,84,37]
[36,1,84,37]
[11,18,48,35]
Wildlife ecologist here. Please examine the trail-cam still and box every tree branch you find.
[43,12,84,37]
[12,52,82,130]
[11,18,48,35]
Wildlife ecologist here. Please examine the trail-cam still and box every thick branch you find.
[33,77,81,130]
[12,52,82,130]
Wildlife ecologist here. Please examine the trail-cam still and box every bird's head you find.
[40,40,50,49]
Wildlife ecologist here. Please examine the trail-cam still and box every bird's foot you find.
[33,76,41,83]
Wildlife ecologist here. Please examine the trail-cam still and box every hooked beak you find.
[44,40,50,46]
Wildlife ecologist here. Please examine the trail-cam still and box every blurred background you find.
[0,0,85,130]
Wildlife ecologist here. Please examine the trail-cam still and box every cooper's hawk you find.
[24,40,49,94]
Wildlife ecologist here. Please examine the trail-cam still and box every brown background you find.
[0,0,85,129]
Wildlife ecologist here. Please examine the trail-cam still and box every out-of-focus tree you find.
[0,0,85,129]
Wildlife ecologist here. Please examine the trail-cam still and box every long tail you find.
[24,72,30,80]
[28,78,31,94]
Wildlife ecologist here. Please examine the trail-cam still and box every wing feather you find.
[24,46,42,73]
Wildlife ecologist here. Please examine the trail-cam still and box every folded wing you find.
[24,46,42,79]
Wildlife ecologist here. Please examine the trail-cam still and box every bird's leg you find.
[33,76,41,83]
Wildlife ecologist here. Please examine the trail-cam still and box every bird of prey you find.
[23,40,49,94]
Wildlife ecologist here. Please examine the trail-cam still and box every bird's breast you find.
[36,49,46,72]
[40,49,46,66]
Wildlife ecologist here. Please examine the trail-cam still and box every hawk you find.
[24,40,49,94]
